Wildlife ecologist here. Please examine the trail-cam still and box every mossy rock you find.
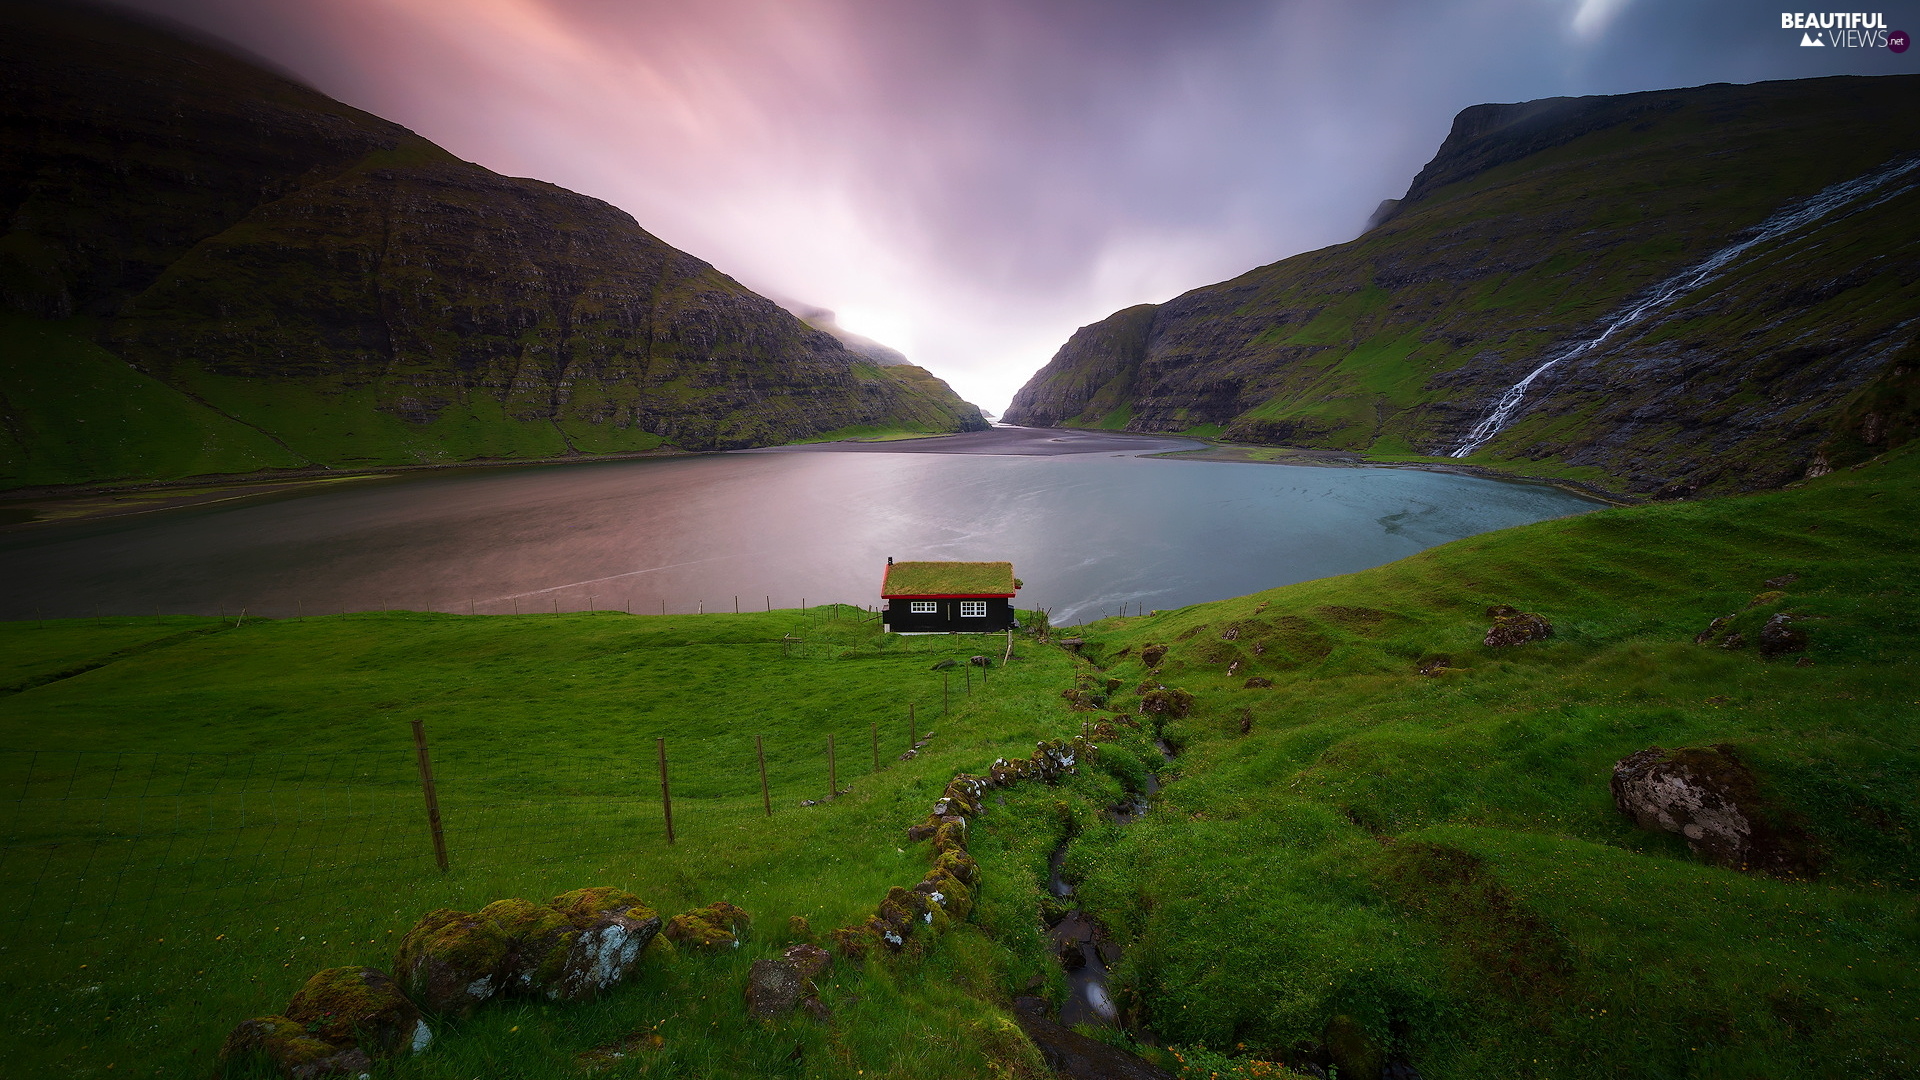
[665,900,751,950]
[285,966,429,1059]
[934,848,980,886]
[217,1014,364,1079]
[392,908,518,1017]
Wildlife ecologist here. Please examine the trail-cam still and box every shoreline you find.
[0,447,699,527]
[0,426,1636,528]
[1138,441,1639,506]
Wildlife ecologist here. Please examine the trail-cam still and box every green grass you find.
[0,607,1080,1078]
[1004,442,1920,1078]
[9,441,1920,1079]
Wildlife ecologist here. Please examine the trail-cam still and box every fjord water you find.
[0,432,1600,625]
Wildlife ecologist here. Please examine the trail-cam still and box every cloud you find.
[115,0,1910,412]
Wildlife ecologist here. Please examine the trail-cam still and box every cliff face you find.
[0,2,982,489]
[1004,76,1920,496]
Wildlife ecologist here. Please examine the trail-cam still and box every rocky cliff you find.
[0,1,984,490]
[1005,75,1920,497]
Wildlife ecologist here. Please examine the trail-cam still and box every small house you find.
[881,558,1020,633]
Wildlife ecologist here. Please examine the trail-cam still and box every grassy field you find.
[5,444,1919,1079]
[0,606,1089,1079]
[1040,441,1920,1078]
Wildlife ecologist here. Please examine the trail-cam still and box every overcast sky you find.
[115,0,1916,413]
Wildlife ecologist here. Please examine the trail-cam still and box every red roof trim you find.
[882,592,1015,600]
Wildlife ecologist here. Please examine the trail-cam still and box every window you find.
[909,601,939,614]
[959,601,987,618]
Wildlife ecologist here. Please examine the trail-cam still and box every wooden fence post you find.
[828,734,837,799]
[734,596,740,614]
[410,719,450,873]
[757,734,771,818]
[657,737,675,845]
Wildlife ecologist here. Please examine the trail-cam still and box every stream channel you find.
[1015,738,1179,1079]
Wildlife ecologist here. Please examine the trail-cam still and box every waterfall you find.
[1446,154,1920,458]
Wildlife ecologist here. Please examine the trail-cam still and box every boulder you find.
[931,659,958,670]
[218,1015,370,1079]
[1758,613,1808,657]
[1139,687,1194,717]
[391,906,523,1016]
[526,888,664,1001]
[1140,644,1168,667]
[969,655,992,667]
[392,888,661,1013]
[744,957,805,1018]
[1611,746,1820,876]
[1484,611,1552,647]
[285,966,429,1059]
[783,942,832,980]
[665,901,751,950]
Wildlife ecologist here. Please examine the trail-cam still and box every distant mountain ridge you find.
[0,1,984,490]
[1004,75,1920,497]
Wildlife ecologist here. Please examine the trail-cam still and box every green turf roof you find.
[881,560,1017,597]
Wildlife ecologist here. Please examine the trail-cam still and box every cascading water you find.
[1446,154,1920,458]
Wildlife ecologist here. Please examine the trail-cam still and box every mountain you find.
[0,1,985,491]
[783,303,912,367]
[1004,75,1920,497]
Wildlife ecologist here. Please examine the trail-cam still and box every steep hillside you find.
[0,2,984,490]
[1030,440,1920,1077]
[1005,76,1920,497]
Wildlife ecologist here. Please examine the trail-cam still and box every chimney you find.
[887,556,893,565]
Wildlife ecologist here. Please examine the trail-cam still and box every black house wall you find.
[883,597,1015,633]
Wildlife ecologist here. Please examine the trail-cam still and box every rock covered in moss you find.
[219,967,428,1078]
[1611,745,1820,876]
[285,966,430,1059]
[1758,612,1808,657]
[218,1015,370,1079]
[531,887,665,1001]
[1138,687,1193,717]
[393,887,660,1014]
[665,901,751,950]
[1140,643,1169,667]
[1484,609,1553,647]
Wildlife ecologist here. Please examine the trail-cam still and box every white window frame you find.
[959,600,988,618]
[909,601,939,614]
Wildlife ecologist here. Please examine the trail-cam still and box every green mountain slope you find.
[0,2,984,490]
[1039,440,1920,1077]
[1004,76,1920,497]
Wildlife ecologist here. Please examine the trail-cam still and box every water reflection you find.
[0,439,1600,624]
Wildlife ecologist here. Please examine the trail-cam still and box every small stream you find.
[1044,738,1175,1032]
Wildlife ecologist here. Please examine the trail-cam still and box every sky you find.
[115,0,1916,414]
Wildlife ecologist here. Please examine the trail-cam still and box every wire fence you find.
[0,696,987,947]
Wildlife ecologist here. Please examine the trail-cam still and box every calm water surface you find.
[0,430,1602,625]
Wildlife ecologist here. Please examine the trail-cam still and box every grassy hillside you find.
[4,456,1917,1079]
[0,3,984,492]
[1039,443,1920,1077]
[0,606,1096,1079]
[1005,75,1920,498]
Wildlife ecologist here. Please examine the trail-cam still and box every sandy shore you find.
[741,426,1205,456]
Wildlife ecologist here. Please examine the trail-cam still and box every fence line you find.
[0,671,996,945]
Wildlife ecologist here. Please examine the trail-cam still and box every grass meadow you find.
[0,606,1084,1078]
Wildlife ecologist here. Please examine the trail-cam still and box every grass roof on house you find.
[882,560,1017,597]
